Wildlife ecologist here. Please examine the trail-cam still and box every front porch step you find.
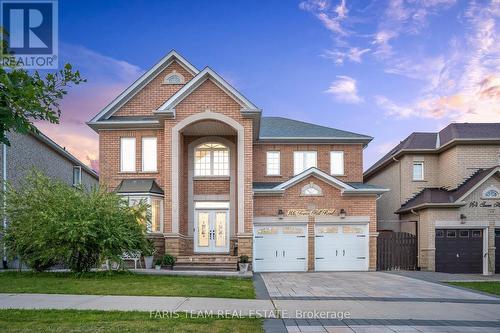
[173,265,237,271]
[175,255,239,271]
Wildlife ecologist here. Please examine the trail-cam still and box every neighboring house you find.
[364,123,500,275]
[88,50,388,272]
[1,129,99,268]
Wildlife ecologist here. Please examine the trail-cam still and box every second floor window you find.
[413,162,424,181]
[294,151,317,175]
[120,137,136,172]
[72,166,82,186]
[142,137,157,172]
[194,143,229,176]
[330,151,344,176]
[266,151,280,176]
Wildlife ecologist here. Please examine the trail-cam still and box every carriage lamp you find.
[277,209,284,219]
[339,209,347,219]
[460,214,467,224]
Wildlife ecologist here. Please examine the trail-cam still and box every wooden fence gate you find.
[377,232,417,271]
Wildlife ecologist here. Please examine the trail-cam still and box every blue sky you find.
[38,0,500,171]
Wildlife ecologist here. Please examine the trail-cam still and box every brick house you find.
[364,123,500,275]
[88,51,388,272]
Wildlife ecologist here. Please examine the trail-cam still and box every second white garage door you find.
[253,225,307,272]
[315,224,369,271]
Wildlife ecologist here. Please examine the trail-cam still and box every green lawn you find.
[0,309,264,333]
[448,281,500,296]
[0,271,255,299]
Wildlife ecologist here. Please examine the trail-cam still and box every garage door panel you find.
[253,225,307,272]
[435,229,483,274]
[315,224,368,272]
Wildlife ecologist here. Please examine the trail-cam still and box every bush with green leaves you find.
[2,171,149,272]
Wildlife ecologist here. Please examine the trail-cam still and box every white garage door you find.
[253,225,307,272]
[315,224,368,271]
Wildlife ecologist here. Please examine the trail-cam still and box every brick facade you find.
[96,55,379,271]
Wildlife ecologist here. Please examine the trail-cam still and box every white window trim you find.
[266,151,281,176]
[194,143,230,177]
[293,151,317,175]
[330,151,345,176]
[120,137,136,172]
[141,137,158,172]
[412,161,424,181]
[72,166,82,186]
[163,70,185,85]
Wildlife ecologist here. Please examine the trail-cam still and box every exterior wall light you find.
[460,214,466,224]
[339,209,347,219]
[277,209,284,219]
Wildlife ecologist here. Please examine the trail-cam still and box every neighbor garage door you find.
[315,224,369,271]
[496,229,500,274]
[435,229,483,273]
[253,225,307,272]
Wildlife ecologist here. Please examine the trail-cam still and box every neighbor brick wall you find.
[253,144,364,183]
[114,61,194,117]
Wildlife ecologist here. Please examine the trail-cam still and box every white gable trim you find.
[456,167,500,202]
[89,51,199,123]
[276,167,354,191]
[155,67,260,114]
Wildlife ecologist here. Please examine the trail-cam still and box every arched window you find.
[163,71,185,84]
[301,182,323,196]
[483,186,500,199]
[194,143,229,176]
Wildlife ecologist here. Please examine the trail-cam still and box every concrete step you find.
[173,264,237,271]
[176,256,239,265]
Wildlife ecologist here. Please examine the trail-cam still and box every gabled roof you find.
[115,179,164,195]
[88,50,199,124]
[365,123,500,179]
[253,167,388,196]
[154,67,261,117]
[396,166,500,213]
[258,117,372,145]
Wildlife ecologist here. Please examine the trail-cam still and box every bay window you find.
[127,195,163,233]
[293,151,317,175]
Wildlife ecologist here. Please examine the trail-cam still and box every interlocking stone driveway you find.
[260,272,500,333]
[261,272,498,300]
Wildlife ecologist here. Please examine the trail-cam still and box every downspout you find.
[2,143,6,269]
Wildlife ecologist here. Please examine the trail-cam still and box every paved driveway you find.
[260,272,500,333]
[261,271,498,300]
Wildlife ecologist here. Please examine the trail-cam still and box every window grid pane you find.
[142,137,157,172]
[213,150,229,176]
[120,138,136,172]
[331,151,344,175]
[294,151,317,175]
[151,198,161,232]
[194,150,211,176]
[267,151,280,175]
[413,163,423,180]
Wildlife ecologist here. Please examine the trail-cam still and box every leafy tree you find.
[0,28,85,145]
[2,171,149,272]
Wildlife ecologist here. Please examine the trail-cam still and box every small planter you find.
[238,263,249,274]
[154,264,161,270]
[144,256,154,269]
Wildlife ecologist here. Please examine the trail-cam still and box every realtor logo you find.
[1,0,58,68]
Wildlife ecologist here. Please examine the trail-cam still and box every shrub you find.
[162,254,176,266]
[239,255,249,263]
[2,171,149,273]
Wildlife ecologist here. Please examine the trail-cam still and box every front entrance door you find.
[195,210,229,253]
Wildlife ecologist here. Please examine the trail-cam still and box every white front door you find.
[195,210,229,253]
[253,225,308,272]
[315,224,369,271]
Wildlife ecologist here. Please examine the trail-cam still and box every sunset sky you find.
[36,0,500,172]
